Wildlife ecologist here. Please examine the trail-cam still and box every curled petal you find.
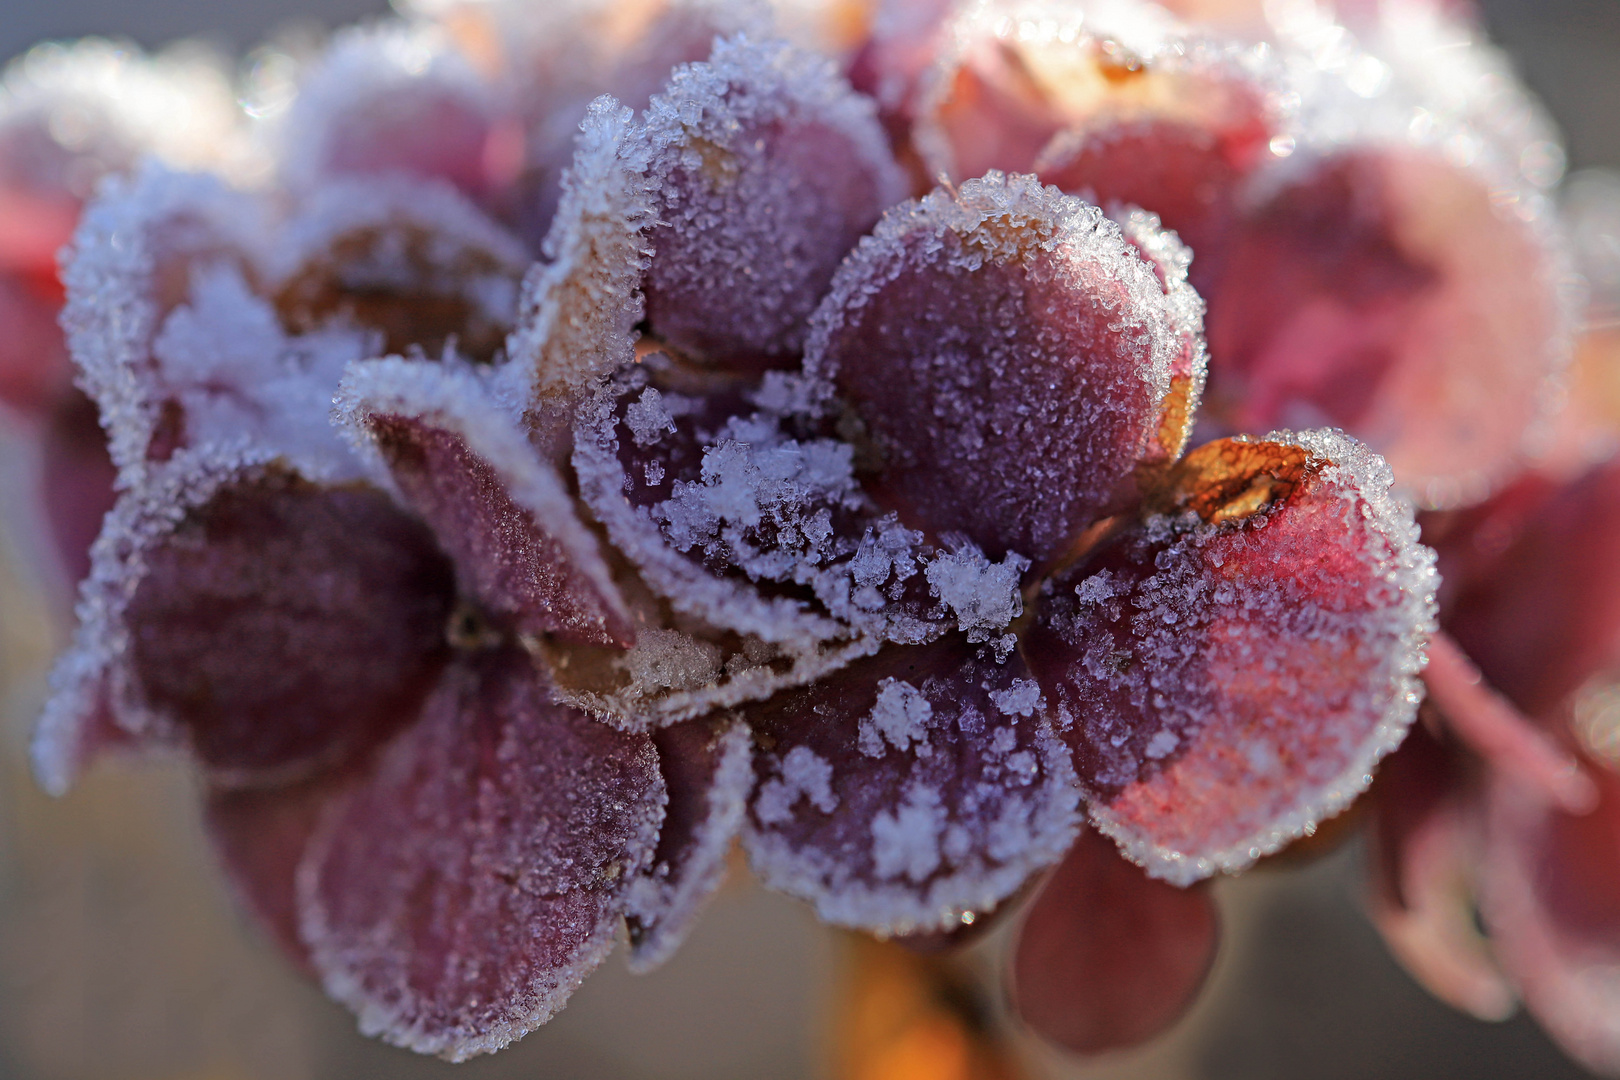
[1025,431,1437,884]
[1204,147,1570,508]
[640,34,907,361]
[625,714,754,972]
[32,449,457,794]
[1010,826,1219,1054]
[299,648,665,1061]
[337,357,634,649]
[276,21,508,199]
[272,175,530,364]
[743,639,1081,935]
[806,172,1201,564]
[1367,724,1516,1021]
[1481,766,1620,1076]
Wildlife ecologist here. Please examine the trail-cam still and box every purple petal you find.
[805,172,1201,564]
[625,714,754,972]
[1481,765,1620,1075]
[0,270,72,415]
[640,35,907,362]
[39,388,118,588]
[1024,431,1436,884]
[743,639,1081,935]
[1203,147,1569,507]
[339,357,634,648]
[1010,826,1219,1054]
[298,648,665,1061]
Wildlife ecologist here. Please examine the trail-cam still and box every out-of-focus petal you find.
[625,714,754,972]
[1009,825,1218,1053]
[0,273,71,415]
[743,639,1081,935]
[298,647,665,1062]
[805,172,1200,565]
[640,34,906,362]
[1025,431,1437,884]
[275,21,508,201]
[38,389,117,587]
[1481,765,1620,1076]
[337,356,634,649]
[1203,146,1569,508]
[1367,723,1517,1021]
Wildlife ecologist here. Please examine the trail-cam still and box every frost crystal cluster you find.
[4,0,1616,1071]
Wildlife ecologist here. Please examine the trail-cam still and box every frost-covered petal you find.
[1010,826,1218,1053]
[298,648,665,1062]
[1480,766,1620,1076]
[914,0,1279,279]
[1203,147,1570,508]
[625,714,754,972]
[337,357,633,649]
[805,172,1198,563]
[272,174,530,365]
[639,34,906,362]
[30,449,458,794]
[1025,431,1437,885]
[743,639,1081,934]
[1367,724,1516,1021]
[275,21,509,200]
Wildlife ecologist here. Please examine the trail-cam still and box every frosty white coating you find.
[1089,427,1439,886]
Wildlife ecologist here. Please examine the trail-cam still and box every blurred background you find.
[1,1,1617,1077]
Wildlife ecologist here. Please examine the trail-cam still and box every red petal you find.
[1203,147,1567,507]
[1481,766,1620,1075]
[1010,826,1218,1054]
[126,468,455,786]
[1024,431,1436,884]
[625,714,754,972]
[298,648,665,1061]
[0,270,72,415]
[742,639,1081,934]
[339,357,634,649]
[641,35,906,362]
[1366,724,1516,1021]
[806,173,1201,564]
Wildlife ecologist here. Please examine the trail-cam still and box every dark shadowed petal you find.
[1203,147,1568,508]
[1010,826,1218,1053]
[640,34,906,362]
[126,467,456,787]
[1436,460,1620,721]
[276,22,508,200]
[625,713,754,972]
[743,638,1080,934]
[39,388,118,588]
[805,172,1200,564]
[1366,722,1516,1021]
[1024,431,1436,885]
[298,647,665,1062]
[338,357,634,649]
[1481,765,1620,1076]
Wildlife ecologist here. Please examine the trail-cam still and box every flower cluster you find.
[3,0,1611,1071]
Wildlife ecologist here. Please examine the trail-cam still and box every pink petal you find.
[298,648,665,1061]
[1024,431,1437,884]
[1481,765,1620,1075]
[1366,724,1516,1021]
[805,172,1201,564]
[278,23,507,200]
[1437,460,1620,721]
[1010,826,1218,1054]
[0,271,72,416]
[625,714,754,972]
[640,35,906,362]
[39,388,118,587]
[1203,147,1568,507]
[337,357,634,649]
[742,639,1081,935]
[125,467,456,787]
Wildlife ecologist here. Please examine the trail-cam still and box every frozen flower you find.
[19,0,1524,1065]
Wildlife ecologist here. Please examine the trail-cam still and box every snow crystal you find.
[925,544,1029,643]
[989,678,1043,718]
[755,745,838,824]
[625,387,678,447]
[858,679,934,758]
[871,783,946,883]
